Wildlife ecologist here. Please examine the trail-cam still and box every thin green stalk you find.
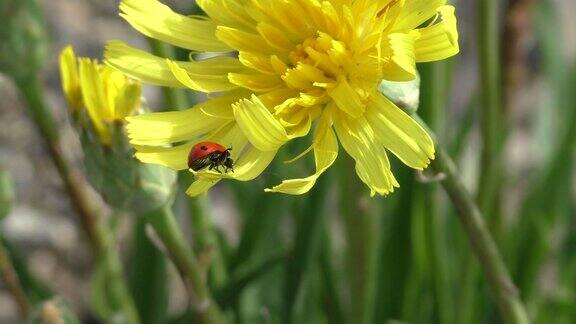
[339,156,379,324]
[418,61,454,324]
[0,235,29,320]
[477,0,504,216]
[145,205,223,324]
[99,224,141,324]
[14,75,104,255]
[424,134,529,324]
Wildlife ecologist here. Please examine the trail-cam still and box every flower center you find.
[283,32,354,92]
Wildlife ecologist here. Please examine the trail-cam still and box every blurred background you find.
[0,0,575,323]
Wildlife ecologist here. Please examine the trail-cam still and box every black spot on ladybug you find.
[201,146,208,150]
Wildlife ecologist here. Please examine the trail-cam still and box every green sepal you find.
[81,122,177,214]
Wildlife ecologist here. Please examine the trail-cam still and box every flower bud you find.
[378,74,421,115]
[59,46,176,213]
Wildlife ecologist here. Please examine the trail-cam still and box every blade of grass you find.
[510,0,574,305]
[282,175,329,324]
[513,63,576,301]
[319,227,344,324]
[417,60,455,324]
[128,217,168,324]
[339,155,380,324]
[215,250,286,308]
[372,166,415,322]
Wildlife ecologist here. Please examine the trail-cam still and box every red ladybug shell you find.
[188,141,229,170]
[189,141,227,160]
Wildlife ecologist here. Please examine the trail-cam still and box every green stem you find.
[339,156,379,324]
[14,75,104,255]
[477,0,504,214]
[99,223,141,324]
[426,139,529,324]
[189,196,228,288]
[145,205,223,324]
[0,235,29,320]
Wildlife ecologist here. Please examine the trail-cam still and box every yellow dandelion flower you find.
[59,46,141,145]
[106,0,459,196]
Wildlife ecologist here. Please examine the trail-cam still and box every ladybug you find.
[188,141,234,173]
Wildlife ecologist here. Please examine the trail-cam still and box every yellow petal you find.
[105,41,241,92]
[113,81,141,119]
[227,147,277,181]
[328,77,365,118]
[366,94,434,169]
[381,33,416,81]
[119,0,229,52]
[394,0,446,31]
[78,59,109,143]
[216,26,275,54]
[256,22,294,51]
[334,112,399,196]
[135,142,192,170]
[186,179,220,197]
[266,115,338,195]
[238,52,275,75]
[413,6,459,62]
[233,95,289,151]
[59,46,82,110]
[228,73,283,92]
[196,0,256,31]
[126,92,243,146]
[100,66,125,120]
